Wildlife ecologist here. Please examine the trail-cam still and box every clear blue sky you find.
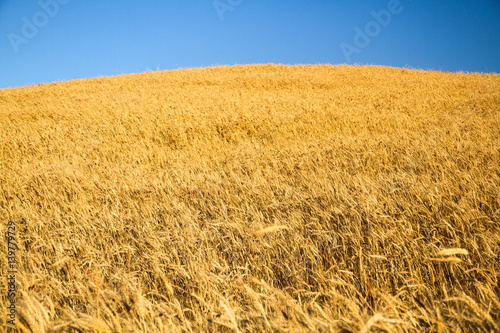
[1,0,499,89]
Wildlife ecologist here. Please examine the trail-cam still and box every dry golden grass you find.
[0,64,499,332]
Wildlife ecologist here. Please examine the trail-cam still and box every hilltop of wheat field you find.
[1,64,499,332]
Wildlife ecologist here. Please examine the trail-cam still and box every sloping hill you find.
[1,64,499,332]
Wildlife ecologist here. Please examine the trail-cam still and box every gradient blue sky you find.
[1,0,499,89]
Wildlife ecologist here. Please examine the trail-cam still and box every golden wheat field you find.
[1,64,500,332]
